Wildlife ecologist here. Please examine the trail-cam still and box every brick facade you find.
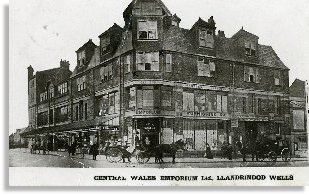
[25,0,292,154]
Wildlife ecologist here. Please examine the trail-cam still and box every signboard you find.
[183,111,229,119]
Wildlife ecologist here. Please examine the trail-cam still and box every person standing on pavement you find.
[91,142,99,160]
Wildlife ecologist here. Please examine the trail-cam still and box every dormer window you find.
[48,85,54,98]
[40,91,48,102]
[245,42,256,56]
[77,50,86,66]
[101,36,110,53]
[172,20,178,27]
[199,29,214,48]
[138,20,158,40]
[133,1,162,16]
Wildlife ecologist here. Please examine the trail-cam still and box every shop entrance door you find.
[137,118,160,150]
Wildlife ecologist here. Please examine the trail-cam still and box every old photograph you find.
[9,0,309,186]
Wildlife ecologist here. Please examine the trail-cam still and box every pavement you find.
[9,148,309,168]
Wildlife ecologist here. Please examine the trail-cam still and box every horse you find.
[153,139,186,164]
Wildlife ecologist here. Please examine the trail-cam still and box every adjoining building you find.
[290,79,308,157]
[23,0,291,156]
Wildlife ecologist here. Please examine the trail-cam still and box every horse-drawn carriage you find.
[104,140,186,164]
[239,136,291,162]
[255,138,291,162]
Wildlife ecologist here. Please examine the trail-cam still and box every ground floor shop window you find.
[161,118,174,144]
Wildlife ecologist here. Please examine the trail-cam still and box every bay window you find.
[138,20,158,40]
[136,52,159,71]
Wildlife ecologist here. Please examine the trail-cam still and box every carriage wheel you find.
[281,148,291,162]
[106,148,123,163]
[136,152,150,164]
[268,151,277,162]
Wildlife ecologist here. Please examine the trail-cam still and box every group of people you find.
[67,141,99,160]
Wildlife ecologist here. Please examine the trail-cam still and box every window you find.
[75,106,79,121]
[84,103,88,120]
[199,29,214,48]
[138,20,158,40]
[37,111,48,126]
[197,58,215,77]
[100,64,113,82]
[242,97,247,114]
[58,82,68,95]
[217,93,228,112]
[136,52,159,71]
[136,86,160,109]
[244,66,260,83]
[123,55,131,73]
[245,42,256,56]
[98,92,119,116]
[49,85,54,99]
[101,36,110,52]
[183,91,194,111]
[77,76,86,91]
[274,70,282,86]
[40,92,48,102]
[77,50,86,66]
[55,106,68,123]
[161,86,172,107]
[165,54,172,72]
[248,94,255,113]
[172,20,178,26]
[275,96,281,115]
[206,91,217,112]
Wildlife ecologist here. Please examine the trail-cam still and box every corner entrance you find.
[136,118,160,149]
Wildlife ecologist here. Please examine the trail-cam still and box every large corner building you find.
[24,0,292,155]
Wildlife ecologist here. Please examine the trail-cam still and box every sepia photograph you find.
[8,0,309,186]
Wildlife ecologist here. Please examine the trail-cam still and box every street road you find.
[9,149,309,168]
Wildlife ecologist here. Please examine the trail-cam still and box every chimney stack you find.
[218,30,225,38]
[60,59,70,69]
[27,65,34,81]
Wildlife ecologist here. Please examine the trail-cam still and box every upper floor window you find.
[77,50,86,66]
[244,66,260,83]
[245,41,256,56]
[40,92,48,102]
[274,70,282,86]
[136,52,159,71]
[199,29,214,48]
[58,82,68,95]
[197,58,216,77]
[122,55,131,74]
[100,64,113,82]
[77,76,86,91]
[48,85,54,99]
[165,54,172,72]
[161,86,172,107]
[138,20,158,40]
[101,36,110,53]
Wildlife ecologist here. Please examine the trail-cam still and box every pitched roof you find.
[191,17,216,30]
[98,23,123,38]
[258,45,289,70]
[231,28,259,40]
[290,79,306,98]
[123,0,172,17]
[76,39,96,53]
[36,67,72,92]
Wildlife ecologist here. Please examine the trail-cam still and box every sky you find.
[9,0,309,134]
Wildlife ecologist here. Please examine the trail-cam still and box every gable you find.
[131,0,171,16]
